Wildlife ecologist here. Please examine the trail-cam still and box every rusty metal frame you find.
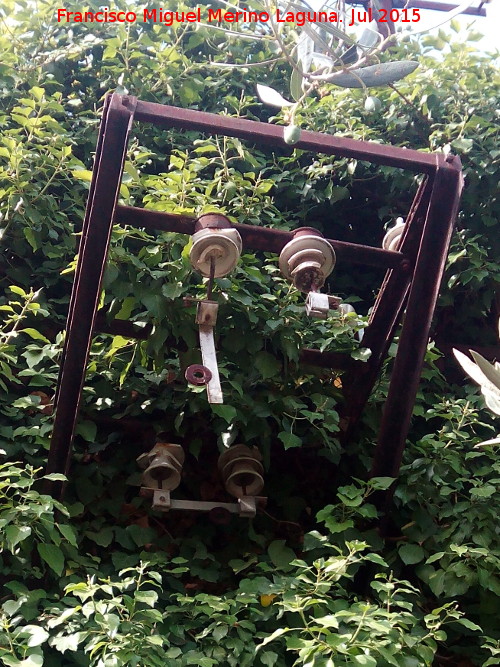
[46,93,463,498]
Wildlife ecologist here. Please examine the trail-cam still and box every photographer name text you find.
[56,7,421,27]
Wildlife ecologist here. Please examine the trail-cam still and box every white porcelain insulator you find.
[137,443,185,491]
[279,234,336,292]
[190,227,242,277]
[382,218,405,252]
[218,444,264,498]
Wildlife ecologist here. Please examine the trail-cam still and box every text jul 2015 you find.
[56,7,422,25]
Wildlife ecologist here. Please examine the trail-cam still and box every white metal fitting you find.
[218,444,264,498]
[195,300,218,327]
[279,229,336,292]
[382,217,405,252]
[137,442,185,491]
[190,227,242,278]
[305,292,330,319]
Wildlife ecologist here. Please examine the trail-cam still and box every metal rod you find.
[114,205,405,270]
[45,95,136,496]
[133,100,441,173]
[371,159,463,482]
[206,256,215,301]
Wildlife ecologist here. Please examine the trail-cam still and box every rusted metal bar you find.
[94,314,153,340]
[45,95,136,496]
[299,348,354,370]
[340,176,434,438]
[115,205,405,270]
[403,0,486,16]
[371,158,463,480]
[438,343,500,361]
[133,101,439,173]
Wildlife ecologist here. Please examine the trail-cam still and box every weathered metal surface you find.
[45,95,136,495]
[149,489,266,517]
[115,205,405,270]
[199,324,223,404]
[133,100,439,173]
[45,93,464,505]
[341,176,434,439]
[94,313,152,339]
[371,159,463,479]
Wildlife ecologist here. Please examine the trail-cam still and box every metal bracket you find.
[147,489,267,518]
[194,300,223,403]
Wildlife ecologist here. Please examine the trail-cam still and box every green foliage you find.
[0,469,475,667]
[0,0,499,664]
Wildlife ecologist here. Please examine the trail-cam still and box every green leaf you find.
[456,617,482,632]
[211,404,237,423]
[21,328,50,343]
[85,527,114,547]
[256,627,290,651]
[255,351,281,380]
[324,61,418,88]
[51,632,86,653]
[314,614,339,629]
[428,569,445,596]
[72,169,93,182]
[135,590,159,607]
[5,524,31,549]
[43,473,67,482]
[58,523,77,547]
[369,477,394,491]
[75,420,97,442]
[261,651,278,667]
[9,285,27,297]
[290,68,302,102]
[352,656,377,667]
[268,540,296,570]
[399,544,425,565]
[470,485,496,498]
[19,625,49,647]
[278,431,302,449]
[37,543,64,576]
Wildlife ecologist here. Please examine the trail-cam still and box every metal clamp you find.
[149,489,266,518]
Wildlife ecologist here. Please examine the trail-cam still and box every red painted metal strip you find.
[133,100,439,173]
[371,160,463,479]
[340,176,435,439]
[46,95,136,494]
[114,205,405,270]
